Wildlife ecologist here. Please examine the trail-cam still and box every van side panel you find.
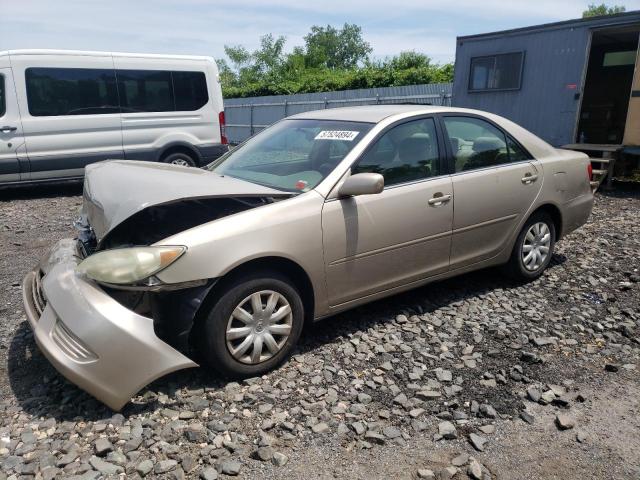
[9,52,124,181]
[112,55,222,166]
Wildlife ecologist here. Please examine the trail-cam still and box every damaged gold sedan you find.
[23,106,593,410]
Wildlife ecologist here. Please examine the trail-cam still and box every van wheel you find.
[198,272,304,378]
[162,151,197,167]
[504,211,556,282]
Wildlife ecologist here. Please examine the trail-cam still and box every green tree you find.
[304,23,372,69]
[216,26,454,98]
[582,3,626,17]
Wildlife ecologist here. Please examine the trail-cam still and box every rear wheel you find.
[198,273,304,378]
[162,151,197,167]
[505,212,556,281]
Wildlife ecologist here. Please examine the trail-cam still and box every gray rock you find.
[272,452,288,466]
[520,411,535,424]
[438,421,457,440]
[479,403,497,418]
[417,468,435,479]
[352,422,366,435]
[364,431,386,445]
[89,456,124,475]
[469,433,487,451]
[220,459,242,476]
[136,459,154,477]
[200,467,219,480]
[256,446,274,462]
[468,459,483,480]
[93,438,113,457]
[556,414,576,430]
[312,422,329,433]
[451,453,469,467]
[155,459,178,474]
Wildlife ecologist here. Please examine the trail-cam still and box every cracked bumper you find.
[22,239,198,411]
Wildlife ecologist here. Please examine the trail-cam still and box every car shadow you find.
[0,181,83,201]
[7,256,566,422]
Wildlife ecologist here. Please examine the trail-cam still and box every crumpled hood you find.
[83,160,286,241]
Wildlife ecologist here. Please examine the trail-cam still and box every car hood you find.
[83,160,287,241]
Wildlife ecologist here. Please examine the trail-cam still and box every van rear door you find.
[0,67,28,184]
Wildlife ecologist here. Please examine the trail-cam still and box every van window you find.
[172,71,208,110]
[25,68,119,116]
[0,75,5,117]
[117,70,174,113]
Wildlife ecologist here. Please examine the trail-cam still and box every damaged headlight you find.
[76,246,186,285]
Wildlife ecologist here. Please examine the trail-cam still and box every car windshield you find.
[208,119,373,192]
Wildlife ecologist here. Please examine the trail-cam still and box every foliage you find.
[582,3,626,17]
[216,24,453,98]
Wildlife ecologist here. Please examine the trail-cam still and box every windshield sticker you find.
[315,130,360,141]
[295,180,309,191]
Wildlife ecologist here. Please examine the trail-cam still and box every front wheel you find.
[504,212,556,281]
[198,273,304,378]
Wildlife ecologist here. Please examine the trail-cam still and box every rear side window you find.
[25,68,119,116]
[117,70,208,113]
[117,70,174,113]
[0,75,5,117]
[443,116,530,172]
[172,71,208,111]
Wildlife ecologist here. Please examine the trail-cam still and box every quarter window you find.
[469,52,523,91]
[25,68,119,116]
[0,75,5,117]
[172,71,208,111]
[443,116,529,172]
[353,118,440,186]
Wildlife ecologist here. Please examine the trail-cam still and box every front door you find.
[441,115,542,269]
[322,117,453,307]
[0,68,27,184]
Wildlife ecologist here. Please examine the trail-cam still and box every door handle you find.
[428,193,451,206]
[1,126,17,133]
[521,173,538,184]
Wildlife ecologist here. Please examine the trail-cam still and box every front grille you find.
[51,320,98,363]
[31,270,47,317]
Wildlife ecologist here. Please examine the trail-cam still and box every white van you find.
[0,49,228,185]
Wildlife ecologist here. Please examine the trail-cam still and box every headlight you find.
[76,246,186,285]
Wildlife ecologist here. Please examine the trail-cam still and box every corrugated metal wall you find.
[452,12,640,147]
[223,83,452,144]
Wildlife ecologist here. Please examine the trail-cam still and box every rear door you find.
[11,53,123,181]
[0,67,27,183]
[440,115,542,269]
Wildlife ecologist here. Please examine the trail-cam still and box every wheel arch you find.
[190,256,316,345]
[532,203,563,239]
[158,142,202,165]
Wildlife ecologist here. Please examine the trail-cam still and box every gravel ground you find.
[0,184,639,480]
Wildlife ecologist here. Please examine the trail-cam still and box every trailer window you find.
[0,75,5,117]
[469,52,523,92]
[25,68,119,116]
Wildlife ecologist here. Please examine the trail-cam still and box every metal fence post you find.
[284,100,288,117]
[376,94,380,104]
[249,103,254,136]
[324,98,328,109]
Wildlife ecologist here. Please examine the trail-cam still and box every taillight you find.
[219,111,228,145]
[587,162,593,180]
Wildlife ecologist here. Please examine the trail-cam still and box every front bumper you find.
[22,239,198,411]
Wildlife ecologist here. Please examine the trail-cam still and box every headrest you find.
[399,134,431,162]
[473,136,504,153]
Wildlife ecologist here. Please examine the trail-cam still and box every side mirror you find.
[338,173,384,197]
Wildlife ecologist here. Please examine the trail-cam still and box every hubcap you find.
[171,158,191,167]
[225,290,293,365]
[522,222,551,271]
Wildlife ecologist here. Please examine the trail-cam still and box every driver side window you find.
[352,118,439,186]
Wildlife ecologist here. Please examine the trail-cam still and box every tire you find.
[161,151,197,167]
[198,272,304,378]
[504,211,556,282]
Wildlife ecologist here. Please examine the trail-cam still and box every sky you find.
[3,0,640,65]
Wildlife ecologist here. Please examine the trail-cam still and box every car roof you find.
[288,105,447,123]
